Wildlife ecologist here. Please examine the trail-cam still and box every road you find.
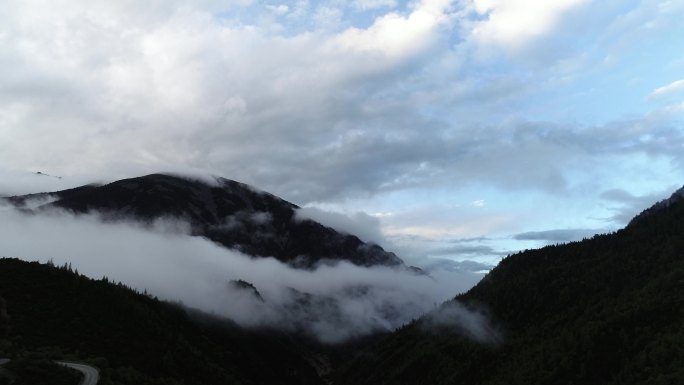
[0,358,98,384]
[57,361,100,385]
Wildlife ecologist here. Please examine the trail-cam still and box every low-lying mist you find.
[0,204,490,343]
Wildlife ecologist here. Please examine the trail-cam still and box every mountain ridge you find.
[3,173,403,269]
[628,184,684,227]
[334,183,684,385]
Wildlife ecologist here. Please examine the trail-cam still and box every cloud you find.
[265,4,289,15]
[428,243,507,258]
[0,207,486,343]
[0,0,681,208]
[472,199,486,207]
[1,0,683,271]
[295,207,385,245]
[648,79,684,100]
[600,187,675,225]
[334,0,452,58]
[419,258,495,273]
[0,0,460,203]
[352,0,397,11]
[513,228,603,242]
[384,230,509,270]
[469,0,590,51]
[422,301,500,343]
[0,170,103,197]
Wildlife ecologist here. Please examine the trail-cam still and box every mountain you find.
[6,175,683,384]
[0,258,329,385]
[334,185,684,385]
[3,173,402,268]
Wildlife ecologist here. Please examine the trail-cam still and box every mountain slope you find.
[4,174,402,268]
[0,258,327,385]
[335,185,684,385]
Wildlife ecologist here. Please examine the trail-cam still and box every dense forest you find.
[335,188,684,384]
[0,258,332,385]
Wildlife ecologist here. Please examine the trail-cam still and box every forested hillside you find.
[0,258,326,385]
[335,187,684,385]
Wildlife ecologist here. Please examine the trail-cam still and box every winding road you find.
[57,361,100,385]
[0,358,98,385]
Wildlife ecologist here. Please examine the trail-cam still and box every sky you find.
[1,0,684,268]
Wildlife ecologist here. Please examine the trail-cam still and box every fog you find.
[0,170,102,197]
[0,206,490,343]
[423,302,501,344]
[295,207,386,246]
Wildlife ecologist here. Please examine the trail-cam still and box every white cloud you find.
[470,0,589,51]
[0,0,456,197]
[1,0,679,208]
[648,79,684,100]
[334,0,452,58]
[266,4,289,15]
[352,0,398,11]
[422,301,501,344]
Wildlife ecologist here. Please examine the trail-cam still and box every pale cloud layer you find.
[0,207,485,342]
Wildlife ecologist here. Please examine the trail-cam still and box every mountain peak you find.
[6,173,403,269]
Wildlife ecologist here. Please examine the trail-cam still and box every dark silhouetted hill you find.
[4,174,402,268]
[335,185,684,385]
[0,258,327,385]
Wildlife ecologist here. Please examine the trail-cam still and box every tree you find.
[0,295,9,338]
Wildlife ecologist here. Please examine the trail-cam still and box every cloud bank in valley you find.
[0,205,487,343]
[422,301,501,344]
